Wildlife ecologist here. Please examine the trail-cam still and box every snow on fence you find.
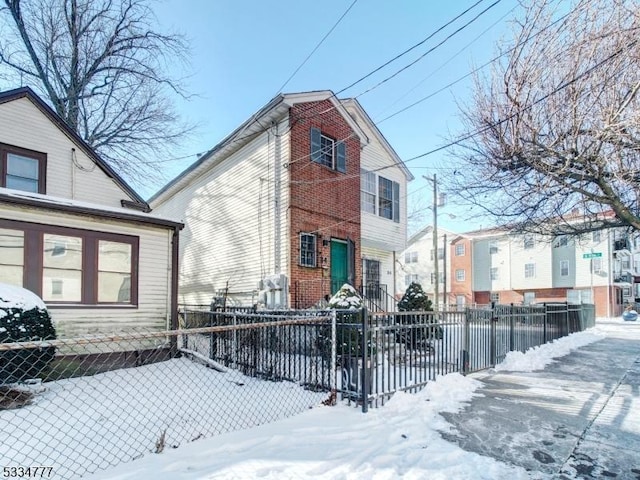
[0,313,336,480]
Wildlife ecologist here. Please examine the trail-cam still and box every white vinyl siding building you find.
[0,87,180,336]
[153,123,290,306]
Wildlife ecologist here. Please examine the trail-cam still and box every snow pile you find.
[494,330,603,372]
[0,283,46,318]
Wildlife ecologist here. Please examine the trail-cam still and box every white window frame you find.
[455,269,465,282]
[525,263,536,278]
[455,244,465,256]
[490,267,498,280]
[490,292,500,304]
[404,251,418,264]
[560,260,569,277]
[360,169,377,214]
[489,240,498,254]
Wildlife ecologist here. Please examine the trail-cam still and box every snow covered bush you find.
[398,282,433,312]
[0,283,56,384]
[325,284,375,358]
[397,282,442,348]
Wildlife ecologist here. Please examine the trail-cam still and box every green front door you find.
[330,240,348,294]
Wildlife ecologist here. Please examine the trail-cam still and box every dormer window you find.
[1,143,46,194]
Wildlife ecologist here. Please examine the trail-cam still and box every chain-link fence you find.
[0,312,336,480]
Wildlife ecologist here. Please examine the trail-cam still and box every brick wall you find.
[288,100,361,307]
[449,237,473,306]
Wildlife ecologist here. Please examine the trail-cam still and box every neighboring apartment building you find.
[449,226,639,317]
[396,226,456,306]
[0,87,182,337]
[150,91,412,310]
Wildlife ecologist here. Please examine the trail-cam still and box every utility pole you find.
[424,174,439,311]
[443,233,448,311]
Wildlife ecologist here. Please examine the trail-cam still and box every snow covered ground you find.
[86,320,624,480]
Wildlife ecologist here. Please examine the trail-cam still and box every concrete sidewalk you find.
[440,320,640,479]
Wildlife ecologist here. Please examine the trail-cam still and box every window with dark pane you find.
[299,233,316,267]
[378,177,393,220]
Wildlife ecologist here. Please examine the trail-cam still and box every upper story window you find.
[523,235,534,249]
[1,143,47,194]
[405,274,419,286]
[489,240,499,254]
[310,128,346,173]
[361,169,376,214]
[560,260,569,277]
[455,244,465,256]
[592,230,601,243]
[455,269,465,281]
[525,262,536,278]
[592,258,603,273]
[404,251,418,263]
[490,267,498,280]
[299,233,316,267]
[360,169,400,223]
[430,248,444,260]
[555,235,568,247]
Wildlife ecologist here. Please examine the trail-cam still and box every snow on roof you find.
[0,282,46,314]
[0,187,182,228]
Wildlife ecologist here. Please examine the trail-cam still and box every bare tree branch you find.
[447,0,640,236]
[0,0,193,186]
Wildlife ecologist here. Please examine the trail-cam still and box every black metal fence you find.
[336,302,596,411]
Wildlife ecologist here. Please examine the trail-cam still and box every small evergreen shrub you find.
[397,282,442,348]
[327,284,376,358]
[0,284,56,384]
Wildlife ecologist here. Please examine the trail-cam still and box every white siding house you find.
[151,91,412,310]
[0,87,182,337]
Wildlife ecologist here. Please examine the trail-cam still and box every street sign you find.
[583,252,602,259]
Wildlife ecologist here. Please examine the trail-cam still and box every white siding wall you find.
[362,246,395,296]
[1,204,172,338]
[510,235,552,289]
[0,98,134,206]
[343,104,408,253]
[574,234,610,288]
[152,122,290,306]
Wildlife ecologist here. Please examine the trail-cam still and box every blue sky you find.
[151,0,519,232]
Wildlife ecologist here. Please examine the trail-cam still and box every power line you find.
[159,1,504,167]
[352,0,504,99]
[336,0,489,96]
[289,38,636,185]
[276,0,359,94]
[403,39,637,164]
[375,8,572,124]
[374,3,518,120]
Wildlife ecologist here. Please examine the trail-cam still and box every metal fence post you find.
[461,308,470,375]
[509,303,515,353]
[490,302,497,368]
[330,309,337,397]
[565,302,569,336]
[543,303,548,343]
[361,306,369,413]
